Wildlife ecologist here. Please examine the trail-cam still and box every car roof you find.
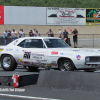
[16,37,61,41]
[19,37,60,39]
[7,37,61,46]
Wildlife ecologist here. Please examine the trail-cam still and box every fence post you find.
[93,34,94,48]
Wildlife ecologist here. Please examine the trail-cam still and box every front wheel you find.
[58,59,74,71]
[1,55,17,71]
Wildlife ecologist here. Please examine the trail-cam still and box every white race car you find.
[0,37,100,72]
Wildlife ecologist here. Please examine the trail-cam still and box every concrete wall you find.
[37,70,100,92]
[0,25,100,39]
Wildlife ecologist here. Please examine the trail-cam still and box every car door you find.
[13,39,26,64]
[22,39,48,67]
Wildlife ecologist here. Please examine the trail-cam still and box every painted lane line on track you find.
[0,93,61,100]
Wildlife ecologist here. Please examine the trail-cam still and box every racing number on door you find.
[23,52,46,60]
[23,52,31,59]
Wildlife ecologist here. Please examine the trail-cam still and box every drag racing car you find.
[0,37,100,72]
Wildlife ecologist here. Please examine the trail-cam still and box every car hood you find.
[49,48,100,56]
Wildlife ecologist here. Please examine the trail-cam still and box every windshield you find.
[43,38,70,48]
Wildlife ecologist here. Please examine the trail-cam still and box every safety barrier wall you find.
[37,70,100,92]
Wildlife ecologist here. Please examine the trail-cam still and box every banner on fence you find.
[0,6,4,25]
[4,6,46,25]
[86,8,100,25]
[47,7,85,25]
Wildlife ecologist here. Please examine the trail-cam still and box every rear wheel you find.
[58,59,74,71]
[1,55,17,71]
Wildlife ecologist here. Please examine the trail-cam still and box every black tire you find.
[1,55,17,71]
[58,59,74,71]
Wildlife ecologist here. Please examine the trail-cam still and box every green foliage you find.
[0,0,100,8]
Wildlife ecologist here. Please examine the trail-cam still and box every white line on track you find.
[0,93,61,100]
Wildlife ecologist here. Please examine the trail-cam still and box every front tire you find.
[58,59,74,71]
[1,55,17,71]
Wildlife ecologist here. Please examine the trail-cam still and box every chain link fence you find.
[36,34,100,48]
[70,34,100,48]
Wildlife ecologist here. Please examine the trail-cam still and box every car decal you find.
[23,52,31,59]
[31,53,45,60]
[23,52,46,60]
[51,51,58,55]
[51,61,57,66]
[76,55,81,60]
[14,40,18,45]
[60,53,73,56]
[15,49,20,53]
[6,48,13,51]
[18,59,23,61]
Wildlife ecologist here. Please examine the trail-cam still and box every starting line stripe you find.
[0,93,61,100]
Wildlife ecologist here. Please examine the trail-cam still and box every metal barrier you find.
[1,34,100,48]
[0,38,12,45]
[71,34,100,48]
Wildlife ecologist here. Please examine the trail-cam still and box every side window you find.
[25,39,45,48]
[17,40,25,48]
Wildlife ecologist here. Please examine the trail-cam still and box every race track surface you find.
[0,65,100,100]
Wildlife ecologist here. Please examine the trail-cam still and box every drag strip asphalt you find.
[0,65,100,100]
[0,85,100,100]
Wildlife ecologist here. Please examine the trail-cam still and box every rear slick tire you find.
[1,55,17,71]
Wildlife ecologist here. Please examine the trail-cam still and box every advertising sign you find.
[86,8,100,25]
[47,7,85,25]
[4,6,46,25]
[0,6,4,25]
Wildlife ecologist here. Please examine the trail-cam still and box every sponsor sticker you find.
[76,55,81,60]
[6,48,13,51]
[52,61,56,63]
[51,51,58,55]
[31,52,45,60]
[60,53,72,56]
[15,49,20,53]
[23,52,45,60]
[14,40,18,45]
[51,61,57,66]
[18,59,22,61]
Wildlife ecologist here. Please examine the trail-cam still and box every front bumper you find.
[76,64,100,69]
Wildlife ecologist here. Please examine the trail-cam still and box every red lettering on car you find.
[51,51,58,54]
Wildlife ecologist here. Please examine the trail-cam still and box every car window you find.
[44,39,69,48]
[17,40,25,48]
[24,39,45,48]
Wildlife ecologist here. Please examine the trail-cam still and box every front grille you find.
[89,57,100,62]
